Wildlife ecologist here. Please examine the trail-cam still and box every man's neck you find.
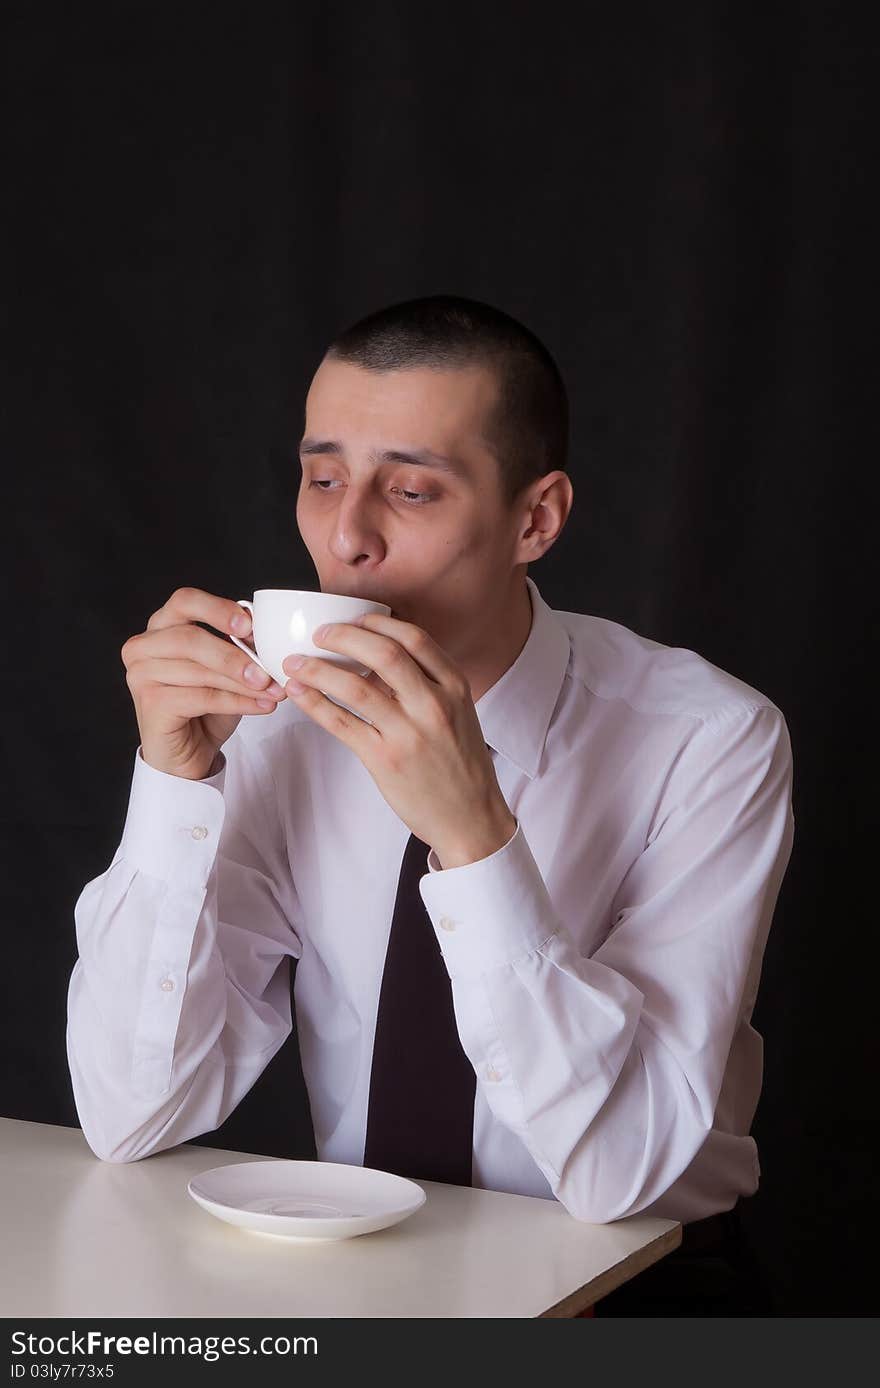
[458,577,534,706]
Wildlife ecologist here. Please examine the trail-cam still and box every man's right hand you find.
[121,587,288,780]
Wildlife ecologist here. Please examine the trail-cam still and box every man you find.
[67,294,794,1315]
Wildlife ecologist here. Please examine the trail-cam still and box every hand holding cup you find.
[120,587,289,781]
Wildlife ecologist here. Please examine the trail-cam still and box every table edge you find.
[537,1223,683,1317]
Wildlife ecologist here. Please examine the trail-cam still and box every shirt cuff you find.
[118,746,228,887]
[418,820,560,980]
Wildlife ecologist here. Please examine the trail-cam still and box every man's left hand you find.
[281,613,517,869]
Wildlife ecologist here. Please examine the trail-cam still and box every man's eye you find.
[390,487,435,505]
[308,480,435,506]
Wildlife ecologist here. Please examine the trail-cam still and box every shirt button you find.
[160,978,175,992]
[486,1064,502,1082]
[439,916,457,932]
[191,826,208,840]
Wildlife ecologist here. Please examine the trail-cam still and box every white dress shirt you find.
[66,574,795,1224]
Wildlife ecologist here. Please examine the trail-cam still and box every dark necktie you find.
[362,831,476,1186]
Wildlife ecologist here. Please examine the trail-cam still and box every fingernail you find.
[231,613,251,634]
[313,624,328,640]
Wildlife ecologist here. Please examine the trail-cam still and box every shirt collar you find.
[474,574,572,780]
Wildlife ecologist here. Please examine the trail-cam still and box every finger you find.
[353,613,462,687]
[145,586,252,640]
[143,684,282,720]
[124,624,270,691]
[313,620,452,703]
[126,657,286,700]
[281,679,380,755]
[282,657,404,735]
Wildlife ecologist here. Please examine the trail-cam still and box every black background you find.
[2,4,874,1315]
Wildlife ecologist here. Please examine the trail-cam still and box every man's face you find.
[296,358,530,648]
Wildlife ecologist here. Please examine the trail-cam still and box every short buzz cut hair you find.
[322,294,569,507]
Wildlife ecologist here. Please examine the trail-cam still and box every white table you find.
[0,1118,680,1318]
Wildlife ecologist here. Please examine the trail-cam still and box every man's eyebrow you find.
[299,439,467,477]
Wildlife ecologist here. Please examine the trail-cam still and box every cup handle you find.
[227,600,272,677]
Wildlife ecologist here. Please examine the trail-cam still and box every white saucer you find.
[187,1160,426,1242]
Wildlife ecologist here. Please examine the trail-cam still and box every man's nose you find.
[328,486,385,564]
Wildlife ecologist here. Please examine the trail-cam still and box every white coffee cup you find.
[228,589,392,687]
